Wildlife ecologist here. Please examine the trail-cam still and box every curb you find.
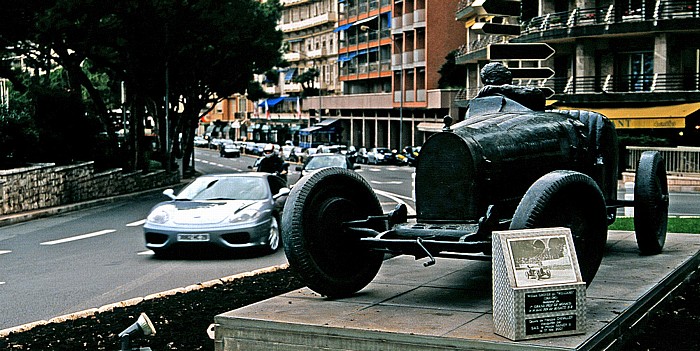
[0,263,289,338]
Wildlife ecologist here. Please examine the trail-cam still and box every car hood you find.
[155,200,263,225]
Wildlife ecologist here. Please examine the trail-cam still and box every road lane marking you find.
[138,250,155,255]
[374,190,416,216]
[0,250,11,255]
[126,219,146,227]
[40,229,117,246]
[371,181,403,185]
[0,282,5,285]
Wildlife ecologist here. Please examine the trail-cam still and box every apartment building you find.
[455,0,700,147]
[304,0,466,149]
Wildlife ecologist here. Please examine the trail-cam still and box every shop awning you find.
[554,102,700,129]
[355,15,378,26]
[334,23,353,32]
[299,126,323,135]
[284,68,297,82]
[316,118,339,126]
[417,122,445,133]
[258,96,286,108]
[338,52,358,62]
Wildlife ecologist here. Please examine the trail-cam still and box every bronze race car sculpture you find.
[281,64,669,298]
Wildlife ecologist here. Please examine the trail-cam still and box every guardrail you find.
[626,146,700,175]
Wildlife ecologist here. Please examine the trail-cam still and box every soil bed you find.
[0,268,698,350]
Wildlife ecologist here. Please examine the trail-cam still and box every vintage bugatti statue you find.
[281,65,669,298]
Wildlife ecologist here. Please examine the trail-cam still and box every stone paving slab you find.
[214,231,700,351]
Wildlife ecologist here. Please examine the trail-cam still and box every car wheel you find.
[267,215,280,252]
[634,151,669,255]
[510,170,608,285]
[282,167,384,298]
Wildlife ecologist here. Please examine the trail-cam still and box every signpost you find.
[488,43,555,61]
[509,67,555,79]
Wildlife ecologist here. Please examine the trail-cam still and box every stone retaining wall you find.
[0,162,180,215]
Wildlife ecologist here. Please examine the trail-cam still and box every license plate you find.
[177,233,210,242]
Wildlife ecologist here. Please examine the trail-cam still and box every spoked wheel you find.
[634,151,669,255]
[282,167,385,298]
[267,215,280,252]
[510,171,608,285]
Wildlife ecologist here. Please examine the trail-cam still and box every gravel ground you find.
[0,267,697,350]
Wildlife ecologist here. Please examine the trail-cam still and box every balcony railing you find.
[455,73,700,101]
[548,73,700,95]
[278,11,337,32]
[521,1,700,35]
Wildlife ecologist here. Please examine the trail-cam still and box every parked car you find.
[220,142,241,158]
[193,136,208,147]
[366,147,392,165]
[143,173,289,256]
[402,146,421,166]
[296,153,359,178]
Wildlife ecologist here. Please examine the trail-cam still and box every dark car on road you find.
[296,153,359,178]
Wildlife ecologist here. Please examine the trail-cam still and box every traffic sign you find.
[487,43,555,61]
[509,67,555,79]
[461,0,521,18]
[471,22,521,36]
[539,87,555,98]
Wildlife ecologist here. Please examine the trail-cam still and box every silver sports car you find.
[144,173,289,256]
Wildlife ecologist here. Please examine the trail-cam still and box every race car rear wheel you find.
[510,170,608,285]
[634,151,669,255]
[282,167,384,298]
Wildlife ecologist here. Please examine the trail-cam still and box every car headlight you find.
[147,209,170,224]
[229,208,262,223]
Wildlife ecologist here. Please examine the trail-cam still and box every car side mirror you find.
[163,189,176,200]
[273,187,291,200]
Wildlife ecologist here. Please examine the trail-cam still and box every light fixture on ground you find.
[118,312,157,351]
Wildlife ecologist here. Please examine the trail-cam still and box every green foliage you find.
[438,50,467,89]
[0,106,38,167]
[293,68,320,97]
[609,216,700,234]
[245,81,268,102]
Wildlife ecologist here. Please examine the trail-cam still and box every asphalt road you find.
[1,147,697,330]
[0,148,417,330]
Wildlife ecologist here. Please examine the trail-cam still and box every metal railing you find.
[521,0,700,35]
[537,73,700,95]
[626,146,700,175]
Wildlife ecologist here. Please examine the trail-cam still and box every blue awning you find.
[258,96,286,108]
[338,52,358,62]
[299,126,322,135]
[333,23,353,32]
[284,68,297,82]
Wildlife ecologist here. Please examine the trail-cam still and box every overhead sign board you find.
[509,67,555,79]
[488,43,555,61]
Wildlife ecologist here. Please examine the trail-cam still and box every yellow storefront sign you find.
[554,102,700,129]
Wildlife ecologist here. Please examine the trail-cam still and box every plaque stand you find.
[492,227,587,340]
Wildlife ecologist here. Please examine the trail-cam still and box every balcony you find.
[519,1,700,40]
[280,0,310,5]
[283,82,303,94]
[283,52,302,62]
[413,9,426,28]
[402,13,414,30]
[454,35,511,65]
[391,16,403,34]
[391,53,402,71]
[306,47,328,59]
[413,49,425,67]
[278,11,338,33]
[305,93,393,110]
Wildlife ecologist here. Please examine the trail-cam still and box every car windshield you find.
[305,155,348,170]
[176,176,267,201]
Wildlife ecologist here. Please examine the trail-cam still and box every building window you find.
[621,51,653,91]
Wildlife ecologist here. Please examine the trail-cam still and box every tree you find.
[0,0,285,176]
[438,50,467,89]
[293,67,320,97]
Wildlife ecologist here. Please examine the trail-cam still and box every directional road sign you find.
[487,43,555,61]
[471,22,521,36]
[539,87,555,98]
[509,67,555,79]
[461,0,522,18]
